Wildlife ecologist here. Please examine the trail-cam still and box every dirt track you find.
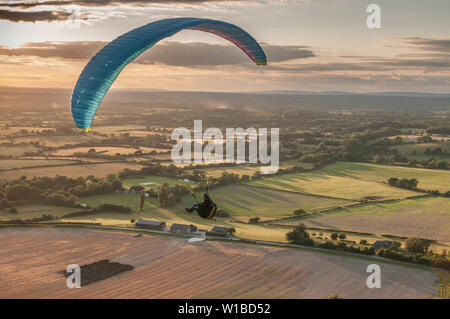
[0,228,439,299]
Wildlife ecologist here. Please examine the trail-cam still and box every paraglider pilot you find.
[185,192,216,220]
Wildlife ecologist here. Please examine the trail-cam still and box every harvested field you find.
[0,145,39,156]
[0,162,143,180]
[0,135,104,148]
[0,228,439,298]
[0,159,78,170]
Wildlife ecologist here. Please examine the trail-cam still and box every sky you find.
[0,0,449,93]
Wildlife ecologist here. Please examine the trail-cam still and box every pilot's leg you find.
[185,203,199,213]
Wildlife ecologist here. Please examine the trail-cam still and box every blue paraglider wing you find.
[71,18,267,131]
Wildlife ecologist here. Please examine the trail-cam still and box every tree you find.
[0,199,8,212]
[437,161,448,169]
[407,178,419,189]
[139,190,145,210]
[405,237,430,254]
[330,232,338,240]
[388,178,399,186]
[111,179,123,191]
[6,185,32,201]
[286,223,313,245]
[390,241,402,251]
[227,227,236,234]
[130,218,136,224]
[293,209,306,216]
[338,233,346,240]
[248,217,260,224]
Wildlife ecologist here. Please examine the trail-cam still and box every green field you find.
[79,184,349,219]
[279,196,450,242]
[179,184,350,218]
[317,162,450,193]
[246,169,420,200]
[0,205,81,221]
[392,141,450,163]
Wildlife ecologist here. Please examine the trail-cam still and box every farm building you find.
[211,226,228,233]
[170,224,198,234]
[373,240,393,250]
[206,226,229,238]
[135,220,166,231]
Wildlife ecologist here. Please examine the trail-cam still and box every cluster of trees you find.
[376,237,449,270]
[424,147,448,156]
[317,240,376,255]
[151,183,192,207]
[422,158,448,169]
[285,225,450,270]
[388,177,419,190]
[330,232,347,240]
[0,174,123,209]
[286,224,315,246]
[426,126,450,135]
[286,224,375,254]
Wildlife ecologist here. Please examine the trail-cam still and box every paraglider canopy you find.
[71,17,267,131]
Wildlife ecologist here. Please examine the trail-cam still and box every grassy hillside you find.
[179,184,350,218]
[318,162,450,193]
[280,196,450,242]
[246,169,420,200]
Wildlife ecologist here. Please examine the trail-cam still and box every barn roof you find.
[136,220,165,226]
[211,226,228,233]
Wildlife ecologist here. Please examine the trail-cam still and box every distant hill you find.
[1,86,449,112]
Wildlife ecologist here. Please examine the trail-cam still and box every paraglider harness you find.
[190,188,217,220]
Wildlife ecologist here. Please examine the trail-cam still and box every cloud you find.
[0,41,105,59]
[0,8,71,22]
[0,41,315,65]
[0,0,243,9]
[0,0,248,22]
[402,37,450,53]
